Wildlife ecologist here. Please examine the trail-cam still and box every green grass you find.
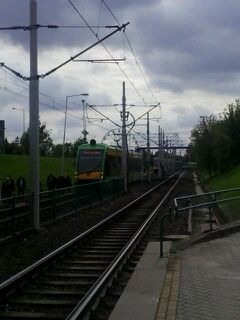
[0,154,76,191]
[200,165,240,221]
[205,165,240,191]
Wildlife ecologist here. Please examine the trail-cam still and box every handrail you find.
[175,195,240,212]
[174,188,240,212]
[175,186,240,200]
[173,187,240,235]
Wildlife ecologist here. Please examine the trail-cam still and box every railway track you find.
[0,172,184,319]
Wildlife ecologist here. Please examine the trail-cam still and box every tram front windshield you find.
[77,149,104,173]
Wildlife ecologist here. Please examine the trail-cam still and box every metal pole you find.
[162,129,165,169]
[29,0,39,229]
[22,109,26,155]
[158,125,161,178]
[82,99,88,143]
[147,112,150,183]
[61,93,88,174]
[170,140,172,173]
[121,81,128,192]
[23,109,26,133]
[166,137,169,174]
[82,99,85,133]
[61,96,68,175]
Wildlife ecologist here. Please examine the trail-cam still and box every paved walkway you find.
[176,232,240,320]
[111,174,240,319]
[109,226,240,320]
[109,242,172,320]
[155,253,181,320]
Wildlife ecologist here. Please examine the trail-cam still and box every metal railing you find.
[159,187,240,257]
[0,178,124,242]
[174,187,240,213]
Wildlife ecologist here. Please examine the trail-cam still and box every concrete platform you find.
[109,241,172,320]
[110,174,240,319]
[164,234,189,241]
[177,231,240,320]
[109,220,240,320]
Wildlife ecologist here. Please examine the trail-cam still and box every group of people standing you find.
[47,174,72,191]
[1,175,26,199]
[0,173,72,200]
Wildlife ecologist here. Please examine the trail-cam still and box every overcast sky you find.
[1,0,240,149]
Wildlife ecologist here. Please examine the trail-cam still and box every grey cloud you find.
[171,105,211,129]
[0,0,131,50]
[128,0,240,95]
[2,0,240,143]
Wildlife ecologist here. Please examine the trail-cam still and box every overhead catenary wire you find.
[2,2,173,143]
[132,128,158,146]
[102,0,159,106]
[1,69,109,126]
[0,24,119,31]
[0,84,71,117]
[1,84,112,137]
[0,77,114,140]
[101,1,177,139]
[0,21,128,81]
[86,103,121,128]
[1,2,158,111]
[67,0,149,106]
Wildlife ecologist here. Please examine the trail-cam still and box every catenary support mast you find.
[121,81,128,192]
[29,0,39,229]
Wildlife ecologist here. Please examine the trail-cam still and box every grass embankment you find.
[0,154,75,191]
[200,165,240,221]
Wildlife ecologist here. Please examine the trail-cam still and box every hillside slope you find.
[202,165,240,221]
[0,154,75,191]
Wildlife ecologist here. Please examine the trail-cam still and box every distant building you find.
[0,120,5,153]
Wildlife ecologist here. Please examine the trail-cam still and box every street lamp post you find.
[12,107,26,135]
[81,99,89,143]
[61,93,88,175]
[121,81,128,192]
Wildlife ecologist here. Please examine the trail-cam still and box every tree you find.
[189,99,240,175]
[39,122,54,156]
[52,144,63,157]
[20,132,29,154]
[4,138,11,154]
[212,121,232,172]
[19,121,54,156]
[4,137,23,155]
[64,142,72,158]
[71,138,84,157]
[190,116,216,176]
[222,100,240,165]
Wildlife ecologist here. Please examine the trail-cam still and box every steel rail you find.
[0,175,175,293]
[66,172,184,319]
[0,173,182,319]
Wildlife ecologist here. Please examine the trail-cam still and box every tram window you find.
[105,156,111,176]
[77,149,103,173]
[105,155,121,177]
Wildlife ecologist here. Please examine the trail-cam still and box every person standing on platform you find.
[1,175,15,199]
[47,174,57,191]
[16,176,26,196]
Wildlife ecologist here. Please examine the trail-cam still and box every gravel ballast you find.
[0,173,195,283]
